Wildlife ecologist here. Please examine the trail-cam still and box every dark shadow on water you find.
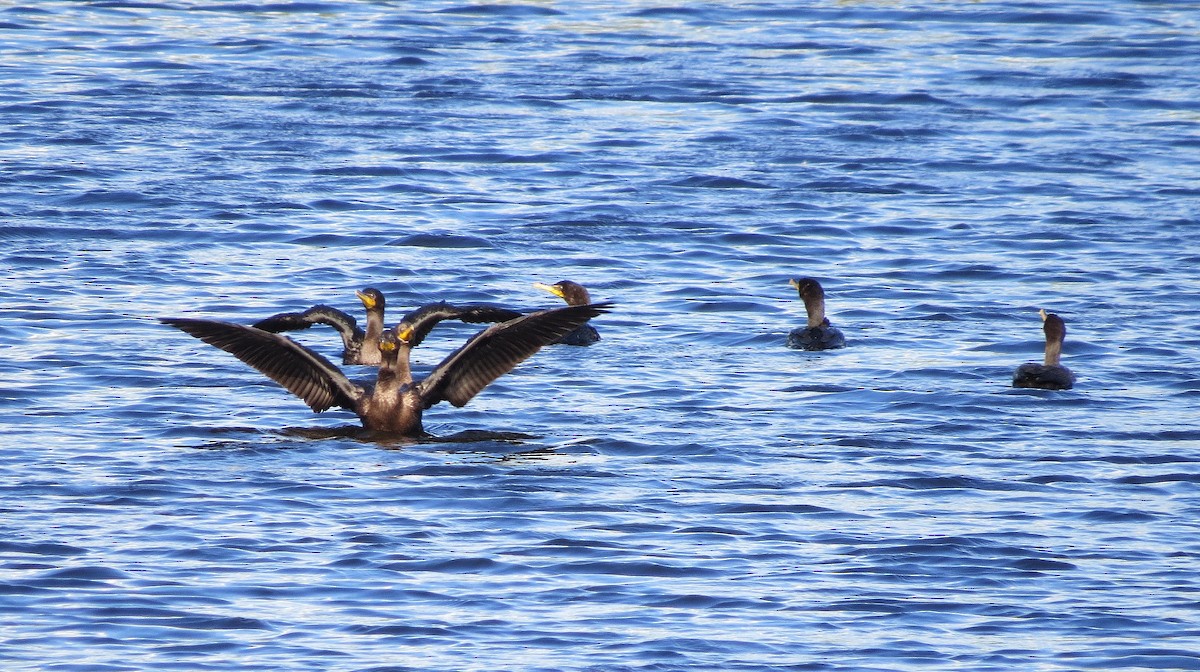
[431,428,540,443]
[780,383,858,393]
[277,425,541,449]
[184,425,585,462]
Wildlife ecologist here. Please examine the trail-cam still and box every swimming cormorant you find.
[1012,309,1075,390]
[533,280,601,346]
[253,289,523,365]
[786,278,845,351]
[252,287,388,365]
[161,302,612,435]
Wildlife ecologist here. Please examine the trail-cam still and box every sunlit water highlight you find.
[2,2,1200,670]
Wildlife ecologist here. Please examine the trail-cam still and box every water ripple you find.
[2,1,1199,670]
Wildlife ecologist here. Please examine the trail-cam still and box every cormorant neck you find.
[1044,336,1062,367]
[802,293,826,329]
[363,309,385,340]
[380,344,414,385]
[1042,313,1066,366]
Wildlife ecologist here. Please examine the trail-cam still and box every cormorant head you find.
[788,277,824,301]
[790,278,829,327]
[377,329,401,362]
[1040,309,1066,342]
[356,287,385,312]
[394,322,416,346]
[534,280,592,306]
[379,329,399,352]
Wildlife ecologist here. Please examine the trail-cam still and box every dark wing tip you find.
[251,312,312,332]
[579,301,613,318]
[250,305,359,336]
[456,304,526,324]
[401,301,531,348]
[160,317,362,414]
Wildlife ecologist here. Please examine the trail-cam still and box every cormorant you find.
[161,302,611,435]
[786,278,845,351]
[1013,309,1075,390]
[253,288,523,365]
[533,280,601,346]
[252,287,387,365]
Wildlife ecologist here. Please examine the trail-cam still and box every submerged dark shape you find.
[161,303,612,435]
[1013,309,1075,390]
[253,289,523,366]
[533,280,601,346]
[786,277,845,351]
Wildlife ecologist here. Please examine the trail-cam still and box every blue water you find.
[3,1,1200,670]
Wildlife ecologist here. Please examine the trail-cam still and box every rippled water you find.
[4,2,1200,670]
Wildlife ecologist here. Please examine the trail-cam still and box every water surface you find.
[3,2,1200,670]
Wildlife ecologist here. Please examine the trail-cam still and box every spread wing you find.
[161,317,365,412]
[400,301,527,347]
[417,303,612,408]
[252,305,363,350]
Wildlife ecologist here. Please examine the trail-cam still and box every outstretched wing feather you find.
[252,305,362,345]
[400,302,527,347]
[418,303,611,408]
[453,304,526,324]
[161,318,363,412]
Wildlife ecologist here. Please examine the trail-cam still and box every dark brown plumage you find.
[786,278,845,351]
[253,289,525,366]
[396,301,525,349]
[161,302,612,434]
[252,288,388,365]
[1013,309,1075,390]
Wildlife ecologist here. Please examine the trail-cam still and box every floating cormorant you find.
[162,303,611,435]
[533,280,601,346]
[1013,309,1075,390]
[251,288,388,365]
[253,288,522,365]
[786,278,845,351]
